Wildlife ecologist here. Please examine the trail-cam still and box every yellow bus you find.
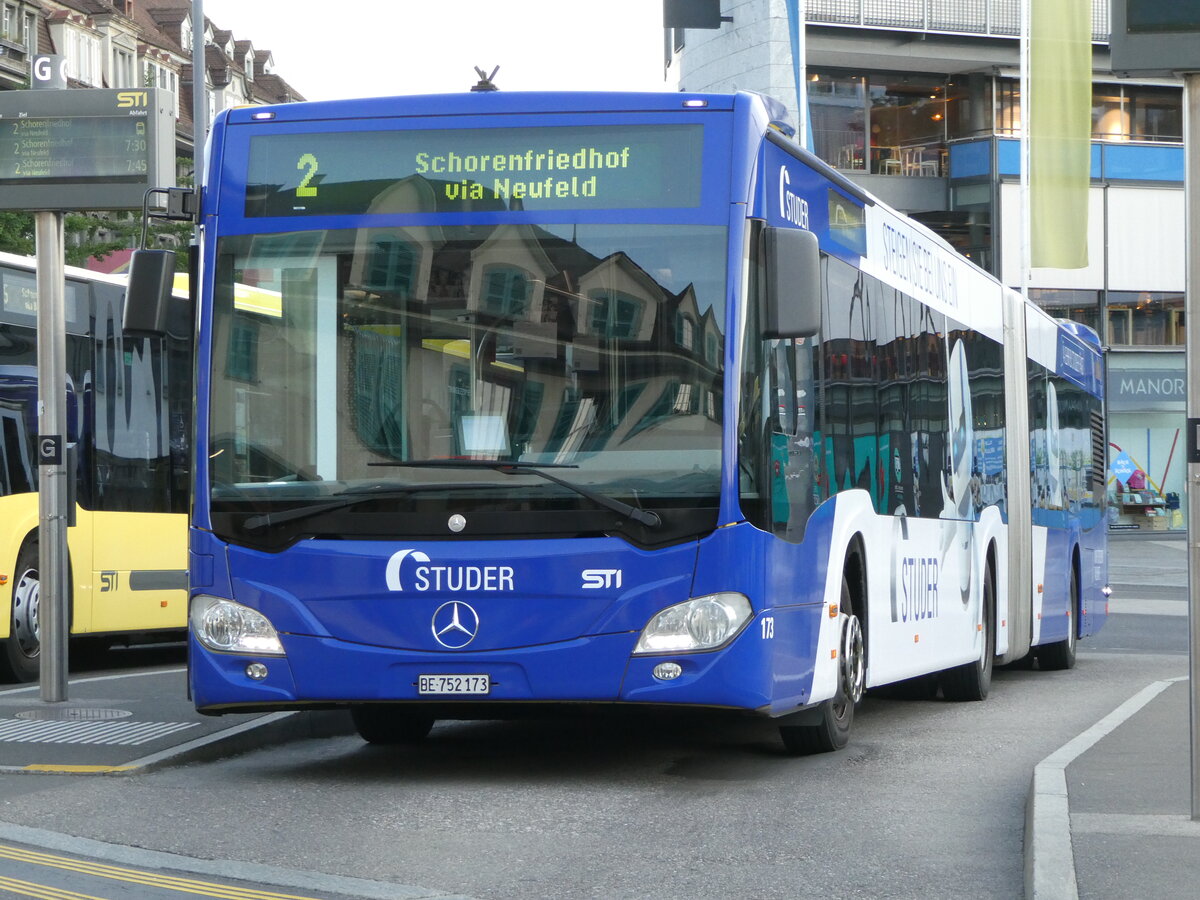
[0,251,189,681]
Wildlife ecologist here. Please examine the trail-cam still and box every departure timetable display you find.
[0,115,150,182]
[243,123,704,217]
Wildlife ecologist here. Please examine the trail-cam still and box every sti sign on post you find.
[0,88,175,211]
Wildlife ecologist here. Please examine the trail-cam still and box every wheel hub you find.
[840,613,865,704]
[12,569,40,658]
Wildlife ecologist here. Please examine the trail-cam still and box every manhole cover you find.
[14,708,133,722]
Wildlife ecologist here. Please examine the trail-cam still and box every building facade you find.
[1,0,304,169]
[668,0,1187,533]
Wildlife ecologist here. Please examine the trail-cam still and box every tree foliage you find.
[0,212,34,256]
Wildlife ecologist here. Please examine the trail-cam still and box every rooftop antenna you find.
[470,66,500,92]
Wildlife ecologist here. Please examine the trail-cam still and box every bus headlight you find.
[190,595,285,656]
[633,593,752,654]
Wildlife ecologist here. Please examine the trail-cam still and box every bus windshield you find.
[208,222,728,548]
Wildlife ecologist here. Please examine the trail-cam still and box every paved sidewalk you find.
[1026,535,1200,899]
[0,667,349,774]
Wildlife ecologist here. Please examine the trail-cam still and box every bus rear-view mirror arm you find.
[762,225,821,339]
[123,187,196,339]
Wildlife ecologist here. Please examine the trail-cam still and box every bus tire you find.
[941,562,995,701]
[1035,566,1078,671]
[1,540,41,683]
[350,706,436,745]
[779,574,864,754]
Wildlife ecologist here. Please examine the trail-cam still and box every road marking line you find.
[0,822,464,900]
[0,872,105,899]
[20,765,136,774]
[1071,812,1200,837]
[1106,598,1188,617]
[0,842,327,899]
[0,667,187,697]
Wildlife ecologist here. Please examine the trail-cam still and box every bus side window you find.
[0,409,34,496]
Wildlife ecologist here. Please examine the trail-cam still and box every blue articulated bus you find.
[134,90,1107,753]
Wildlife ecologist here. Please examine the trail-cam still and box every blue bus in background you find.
[130,91,1107,753]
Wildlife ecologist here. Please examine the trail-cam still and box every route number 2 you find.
[296,153,319,197]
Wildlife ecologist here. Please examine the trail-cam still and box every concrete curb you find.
[1024,677,1183,900]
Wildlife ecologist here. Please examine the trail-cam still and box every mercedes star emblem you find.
[431,600,480,649]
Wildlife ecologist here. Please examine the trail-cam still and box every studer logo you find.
[385,548,515,593]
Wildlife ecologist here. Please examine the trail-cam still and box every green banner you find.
[1030,0,1092,269]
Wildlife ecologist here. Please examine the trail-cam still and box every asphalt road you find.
[0,535,1187,900]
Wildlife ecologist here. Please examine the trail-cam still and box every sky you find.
[200,1,670,102]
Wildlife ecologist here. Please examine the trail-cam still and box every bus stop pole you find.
[192,0,206,189]
[35,210,69,703]
[1184,71,1200,821]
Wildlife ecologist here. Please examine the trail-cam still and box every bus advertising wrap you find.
[756,141,866,263]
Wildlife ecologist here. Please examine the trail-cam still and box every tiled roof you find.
[32,0,306,143]
[252,72,305,105]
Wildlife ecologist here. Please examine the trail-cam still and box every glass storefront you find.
[808,70,989,177]
[810,73,1183,179]
[996,80,1183,143]
[1106,352,1186,533]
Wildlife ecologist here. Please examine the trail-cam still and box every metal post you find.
[1185,71,1200,822]
[796,0,807,151]
[35,211,69,703]
[192,0,206,186]
[1018,0,1031,299]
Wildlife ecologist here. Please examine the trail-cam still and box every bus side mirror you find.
[763,226,821,339]
[123,248,176,337]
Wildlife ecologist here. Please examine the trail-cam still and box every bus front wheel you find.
[2,541,41,683]
[779,575,864,754]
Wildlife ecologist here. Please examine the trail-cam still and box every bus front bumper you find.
[188,618,801,716]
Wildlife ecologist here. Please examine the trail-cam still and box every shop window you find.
[809,72,867,172]
[1028,289,1101,337]
[996,79,1021,137]
[868,74,947,176]
[1105,292,1184,347]
[809,69,980,176]
[1130,86,1183,142]
[1091,83,1182,143]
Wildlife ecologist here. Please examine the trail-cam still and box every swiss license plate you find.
[418,674,490,695]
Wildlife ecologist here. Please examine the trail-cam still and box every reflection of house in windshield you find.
[338,213,725,469]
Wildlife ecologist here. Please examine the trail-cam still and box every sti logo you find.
[117,91,149,108]
[581,569,622,589]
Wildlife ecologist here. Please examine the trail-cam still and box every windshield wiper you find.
[370,459,661,528]
[241,482,484,531]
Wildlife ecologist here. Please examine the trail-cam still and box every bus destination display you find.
[0,115,150,183]
[244,123,703,217]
